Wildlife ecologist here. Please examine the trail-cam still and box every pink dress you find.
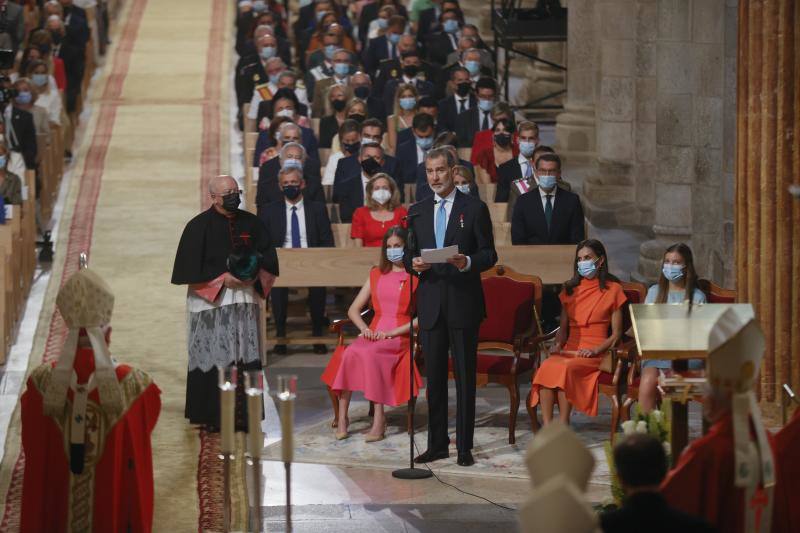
[321,268,422,406]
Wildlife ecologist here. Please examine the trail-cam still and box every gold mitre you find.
[707,307,764,394]
[518,474,598,533]
[525,421,595,492]
[56,267,114,328]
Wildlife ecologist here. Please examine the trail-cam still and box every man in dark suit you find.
[382,50,435,112]
[438,67,475,132]
[350,71,387,123]
[424,8,462,66]
[336,142,389,222]
[332,119,403,199]
[395,113,436,185]
[510,153,584,245]
[454,77,497,147]
[600,434,714,533]
[256,141,324,213]
[397,96,443,147]
[254,117,320,171]
[404,147,497,467]
[362,15,406,76]
[259,167,334,355]
[374,35,443,99]
[51,1,89,114]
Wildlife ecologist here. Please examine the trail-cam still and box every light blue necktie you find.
[524,161,532,179]
[435,199,447,248]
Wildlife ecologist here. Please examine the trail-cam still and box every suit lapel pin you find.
[459,214,464,229]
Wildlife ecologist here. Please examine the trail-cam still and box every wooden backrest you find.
[620,280,648,335]
[697,278,736,303]
[479,265,543,343]
[487,201,507,223]
[493,222,511,246]
[331,223,352,247]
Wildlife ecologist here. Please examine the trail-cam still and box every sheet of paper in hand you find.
[420,245,459,264]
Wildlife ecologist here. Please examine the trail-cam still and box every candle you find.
[280,398,294,463]
[247,390,263,458]
[219,383,235,454]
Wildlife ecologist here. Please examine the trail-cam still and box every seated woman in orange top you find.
[529,239,626,424]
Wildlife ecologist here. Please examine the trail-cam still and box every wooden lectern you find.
[629,303,755,462]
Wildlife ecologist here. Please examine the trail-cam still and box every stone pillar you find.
[555,0,599,160]
[735,0,799,416]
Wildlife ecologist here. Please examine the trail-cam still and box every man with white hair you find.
[257,140,324,211]
[171,175,278,431]
[311,48,352,118]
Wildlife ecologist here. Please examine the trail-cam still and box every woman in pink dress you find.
[321,226,422,442]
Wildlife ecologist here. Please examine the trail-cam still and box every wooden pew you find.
[0,208,23,363]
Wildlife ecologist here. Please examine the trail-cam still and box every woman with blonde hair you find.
[386,83,417,154]
[350,173,407,247]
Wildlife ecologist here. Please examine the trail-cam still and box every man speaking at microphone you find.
[404,147,497,466]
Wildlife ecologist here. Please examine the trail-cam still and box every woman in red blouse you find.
[350,173,407,247]
[471,117,518,183]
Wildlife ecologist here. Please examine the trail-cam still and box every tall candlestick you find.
[246,392,263,458]
[277,375,297,533]
[280,400,294,463]
[218,367,237,454]
[244,371,264,533]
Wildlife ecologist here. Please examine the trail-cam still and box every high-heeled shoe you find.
[335,430,349,440]
[365,423,387,443]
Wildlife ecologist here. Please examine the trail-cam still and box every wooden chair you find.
[697,278,736,303]
[448,265,544,444]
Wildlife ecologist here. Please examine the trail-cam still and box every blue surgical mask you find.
[299,0,312,7]
[253,0,266,12]
[662,264,685,282]
[387,32,401,45]
[268,72,280,85]
[456,184,470,194]
[333,63,350,77]
[0,156,6,168]
[443,19,459,34]
[377,18,388,29]
[464,60,480,76]
[577,259,598,278]
[415,135,433,150]
[538,175,556,190]
[477,98,493,112]
[324,44,337,60]
[32,73,48,87]
[260,46,276,60]
[519,141,536,158]
[315,11,326,22]
[399,97,416,111]
[282,158,303,171]
[15,91,32,105]
[386,247,404,263]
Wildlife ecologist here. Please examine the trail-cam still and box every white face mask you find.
[276,108,294,119]
[456,184,470,194]
[371,188,391,205]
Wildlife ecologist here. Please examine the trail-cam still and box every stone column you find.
[735,0,799,416]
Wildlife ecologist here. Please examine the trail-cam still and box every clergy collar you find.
[434,187,457,204]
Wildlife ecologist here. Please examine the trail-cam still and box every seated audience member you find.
[351,173,408,247]
[415,0,460,46]
[321,226,422,440]
[350,71,387,123]
[332,119,403,194]
[455,76,497,147]
[529,239,626,424]
[395,112,435,186]
[0,145,23,205]
[306,15,356,68]
[363,14,406,76]
[260,167,334,355]
[374,34,440,99]
[28,30,67,92]
[245,53,288,120]
[6,79,39,174]
[414,133,474,201]
[306,22,356,71]
[511,154,585,245]
[337,142,389,222]
[601,434,714,533]
[496,123,558,203]
[449,47,492,83]
[638,244,707,412]
[446,26,494,72]
[27,60,62,127]
[469,102,515,174]
[397,96,441,147]
[256,116,292,165]
[319,84,350,149]
[253,93,319,166]
[425,8,462,66]
[329,98,369,153]
[363,4,397,43]
[438,67,475,132]
[311,48,353,118]
[323,119,361,186]
[358,0,408,49]
[386,82,418,154]
[254,70,311,126]
[256,140,324,211]
[452,164,480,198]
[382,50,434,113]
[14,79,50,156]
[472,118,517,184]
[304,27,339,90]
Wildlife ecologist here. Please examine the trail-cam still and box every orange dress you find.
[529,278,626,416]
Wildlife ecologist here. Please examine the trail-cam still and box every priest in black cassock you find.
[171,175,279,431]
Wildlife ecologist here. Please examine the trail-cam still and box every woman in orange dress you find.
[529,239,626,424]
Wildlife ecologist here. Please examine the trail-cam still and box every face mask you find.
[361,157,382,176]
[399,97,416,111]
[402,64,419,78]
[464,60,480,76]
[282,158,303,170]
[260,46,276,60]
[15,92,32,105]
[577,259,598,279]
[387,32,401,45]
[519,140,536,157]
[493,133,511,148]
[324,44,337,60]
[276,108,294,119]
[32,73,48,87]
[455,81,471,97]
[333,63,350,77]
[331,99,346,112]
[253,0,266,12]
[342,141,360,154]
[377,18,389,29]
[51,33,63,45]
[315,11,326,22]
[221,192,240,212]
[268,72,281,85]
[362,135,381,145]
[456,184,470,194]
[538,174,557,190]
[662,264,685,282]
[386,247,404,263]
[282,185,301,200]
[348,113,366,123]
[299,0,312,7]
[415,135,433,150]
[371,188,391,205]
[353,86,370,99]
[477,98,493,112]
[443,19,459,34]
[0,156,7,168]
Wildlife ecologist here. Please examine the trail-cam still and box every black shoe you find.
[457,451,474,467]
[414,449,449,464]
[273,344,287,355]
[313,344,328,354]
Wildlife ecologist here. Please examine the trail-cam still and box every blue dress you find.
[640,285,707,370]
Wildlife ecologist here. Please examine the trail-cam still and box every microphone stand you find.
[393,214,432,480]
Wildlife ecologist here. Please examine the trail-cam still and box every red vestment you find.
[660,414,776,533]
[20,348,161,533]
[773,409,800,532]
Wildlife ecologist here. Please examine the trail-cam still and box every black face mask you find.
[353,86,370,99]
[221,192,240,212]
[342,141,361,154]
[455,81,471,97]
[282,185,301,200]
[348,113,366,124]
[402,65,419,78]
[494,133,512,148]
[361,157,382,176]
[331,99,346,112]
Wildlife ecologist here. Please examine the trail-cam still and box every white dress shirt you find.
[433,188,471,271]
[416,143,425,165]
[517,153,536,182]
[455,96,470,114]
[284,199,308,248]
[539,186,556,212]
[361,173,370,202]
